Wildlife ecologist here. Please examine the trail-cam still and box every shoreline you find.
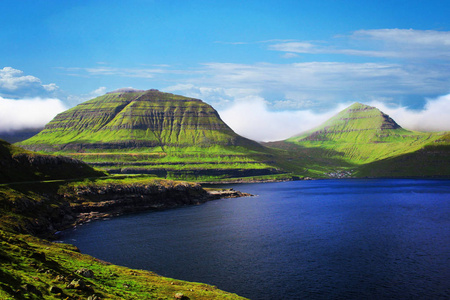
[68,188,252,233]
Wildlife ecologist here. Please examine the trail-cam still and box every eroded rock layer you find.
[19,89,259,151]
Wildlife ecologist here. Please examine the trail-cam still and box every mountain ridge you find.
[16,91,449,179]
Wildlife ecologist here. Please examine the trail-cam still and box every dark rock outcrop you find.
[6,180,251,238]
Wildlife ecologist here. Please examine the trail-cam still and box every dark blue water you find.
[58,179,450,299]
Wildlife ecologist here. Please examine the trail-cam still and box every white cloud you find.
[368,94,450,132]
[91,86,107,96]
[0,67,41,90]
[269,42,316,53]
[353,29,450,47]
[63,66,177,78]
[218,94,450,142]
[0,67,59,98]
[219,97,348,142]
[0,97,67,132]
[165,83,260,109]
[194,62,450,108]
[281,53,299,59]
[43,83,59,91]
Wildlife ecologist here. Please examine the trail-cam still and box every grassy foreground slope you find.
[18,89,284,181]
[268,103,448,177]
[0,230,245,300]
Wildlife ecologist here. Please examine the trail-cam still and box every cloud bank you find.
[218,94,450,142]
[0,97,67,132]
[368,94,450,132]
[219,97,348,142]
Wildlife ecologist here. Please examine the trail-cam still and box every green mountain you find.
[19,89,258,150]
[267,102,449,177]
[0,139,105,183]
[18,89,284,181]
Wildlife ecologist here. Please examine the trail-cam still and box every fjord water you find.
[59,179,450,299]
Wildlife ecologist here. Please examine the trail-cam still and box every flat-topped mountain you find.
[18,90,282,180]
[19,89,259,151]
[17,96,449,179]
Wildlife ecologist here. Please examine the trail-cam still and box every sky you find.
[1,0,450,141]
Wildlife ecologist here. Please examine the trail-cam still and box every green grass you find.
[0,230,246,300]
[17,90,242,148]
[16,96,450,180]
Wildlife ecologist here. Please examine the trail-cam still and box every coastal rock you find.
[76,268,94,278]
[174,292,190,299]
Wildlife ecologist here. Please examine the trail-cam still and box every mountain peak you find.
[348,102,375,110]
[289,102,402,143]
[107,88,147,94]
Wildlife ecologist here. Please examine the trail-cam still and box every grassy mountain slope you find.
[19,89,250,150]
[0,139,105,183]
[18,90,284,181]
[354,133,450,177]
[287,103,442,163]
[267,103,448,177]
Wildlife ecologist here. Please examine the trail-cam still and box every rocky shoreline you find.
[7,181,252,239]
[71,188,252,228]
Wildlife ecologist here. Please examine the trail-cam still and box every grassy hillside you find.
[18,90,247,149]
[0,139,105,183]
[354,133,450,177]
[267,103,448,178]
[0,230,245,300]
[17,90,287,181]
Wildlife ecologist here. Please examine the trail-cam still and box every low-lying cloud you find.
[0,97,66,132]
[368,94,450,132]
[219,94,450,142]
[219,97,348,142]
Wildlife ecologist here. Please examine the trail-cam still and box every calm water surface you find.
[58,179,450,299]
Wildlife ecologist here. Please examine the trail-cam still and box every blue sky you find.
[1,0,450,140]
